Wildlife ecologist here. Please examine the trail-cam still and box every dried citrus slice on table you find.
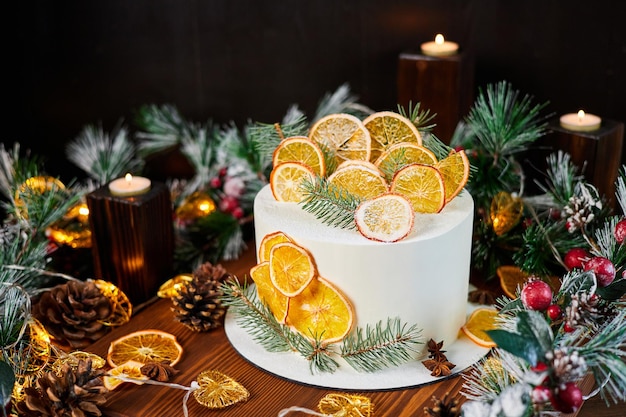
[272,136,326,177]
[258,231,293,263]
[363,111,422,163]
[374,142,437,172]
[250,261,290,323]
[435,149,470,203]
[327,162,388,200]
[287,277,354,345]
[309,113,371,164]
[103,360,148,390]
[269,242,316,297]
[390,164,446,213]
[107,329,183,367]
[355,193,415,242]
[461,307,499,348]
[270,161,316,202]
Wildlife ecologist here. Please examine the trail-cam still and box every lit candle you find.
[420,34,459,57]
[108,173,151,197]
[559,110,602,132]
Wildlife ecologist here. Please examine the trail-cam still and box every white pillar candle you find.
[108,173,151,197]
[559,110,601,132]
[421,34,459,57]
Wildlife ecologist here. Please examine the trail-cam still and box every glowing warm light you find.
[577,110,585,121]
[560,110,601,132]
[109,174,151,197]
[435,34,445,45]
[420,34,459,57]
[79,205,90,216]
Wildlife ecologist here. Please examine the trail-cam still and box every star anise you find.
[422,358,456,377]
[426,339,448,362]
[468,288,496,305]
[140,361,179,382]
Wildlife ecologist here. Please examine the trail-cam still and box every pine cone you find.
[17,359,108,417]
[171,262,230,332]
[424,392,462,417]
[32,280,112,349]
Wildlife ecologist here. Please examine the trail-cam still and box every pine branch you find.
[616,166,626,215]
[397,101,437,133]
[422,132,454,162]
[0,143,43,202]
[312,83,373,123]
[461,350,524,402]
[13,181,81,234]
[0,224,49,291]
[0,283,31,349]
[180,124,220,192]
[135,103,191,156]
[299,177,361,230]
[535,151,581,207]
[66,123,141,184]
[340,318,422,372]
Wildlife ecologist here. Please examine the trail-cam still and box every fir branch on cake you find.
[299,177,362,230]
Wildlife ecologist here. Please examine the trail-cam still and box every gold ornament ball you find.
[175,191,216,222]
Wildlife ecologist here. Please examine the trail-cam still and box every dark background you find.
[6,0,626,182]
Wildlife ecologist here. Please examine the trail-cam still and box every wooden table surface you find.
[85,244,625,417]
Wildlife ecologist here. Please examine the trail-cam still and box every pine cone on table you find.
[32,280,112,349]
[17,359,108,417]
[171,262,230,332]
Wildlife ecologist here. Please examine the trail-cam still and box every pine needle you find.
[135,103,190,156]
[312,83,373,123]
[299,177,361,230]
[398,101,437,133]
[616,166,626,215]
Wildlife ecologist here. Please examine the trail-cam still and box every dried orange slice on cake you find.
[107,329,183,368]
[461,307,499,348]
[250,261,290,323]
[269,242,316,297]
[309,113,371,164]
[390,164,446,213]
[258,231,293,263]
[435,149,470,203]
[287,277,354,345]
[355,193,415,242]
[374,142,437,173]
[272,136,326,177]
[363,111,422,163]
[327,162,388,200]
[270,161,316,202]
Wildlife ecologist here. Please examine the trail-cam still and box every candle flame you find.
[78,205,90,216]
[125,173,133,185]
[577,110,585,122]
[435,34,445,45]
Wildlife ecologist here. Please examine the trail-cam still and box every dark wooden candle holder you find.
[397,51,474,144]
[87,181,174,305]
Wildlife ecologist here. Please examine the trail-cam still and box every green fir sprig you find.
[135,103,194,156]
[398,101,437,134]
[312,82,373,123]
[299,177,362,230]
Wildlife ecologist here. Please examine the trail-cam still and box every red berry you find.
[563,322,575,333]
[219,195,239,213]
[547,304,562,321]
[531,361,548,372]
[532,385,553,404]
[219,167,228,177]
[551,382,583,413]
[563,248,590,270]
[584,256,616,287]
[209,177,222,188]
[521,280,553,311]
[615,219,626,244]
[232,206,244,219]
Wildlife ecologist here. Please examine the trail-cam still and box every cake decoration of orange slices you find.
[286,276,354,345]
[327,161,388,200]
[374,142,438,171]
[435,149,470,203]
[258,231,293,263]
[355,193,415,242]
[250,261,290,323]
[272,136,327,177]
[363,111,422,163]
[269,242,317,297]
[107,329,183,368]
[461,307,499,348]
[270,161,316,202]
[309,113,371,164]
[390,163,446,213]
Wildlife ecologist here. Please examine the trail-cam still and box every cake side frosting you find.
[254,184,474,351]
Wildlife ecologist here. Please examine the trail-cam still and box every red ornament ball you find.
[563,248,590,270]
[521,280,553,311]
[584,256,616,287]
[614,218,626,244]
[551,382,583,413]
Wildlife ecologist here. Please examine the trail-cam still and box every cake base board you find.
[224,305,490,391]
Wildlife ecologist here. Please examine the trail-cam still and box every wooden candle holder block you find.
[397,51,474,144]
[87,182,174,305]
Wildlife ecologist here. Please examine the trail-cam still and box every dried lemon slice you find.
[363,111,422,163]
[355,193,414,242]
[258,231,293,263]
[390,164,446,213]
[103,360,148,390]
[374,142,437,172]
[461,308,499,348]
[269,242,316,297]
[287,277,354,345]
[272,136,326,177]
[107,329,183,368]
[435,149,470,203]
[309,113,371,164]
[327,162,388,200]
[250,262,290,323]
[270,161,316,203]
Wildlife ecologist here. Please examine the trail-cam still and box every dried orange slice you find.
[103,360,148,390]
[461,308,499,348]
[272,136,326,177]
[309,113,371,164]
[390,164,446,213]
[157,274,193,298]
[258,231,293,263]
[363,111,422,163]
[270,161,316,202]
[269,242,316,297]
[355,193,414,242]
[287,277,354,345]
[435,149,470,203]
[374,142,437,172]
[497,265,561,299]
[327,162,388,200]
[250,262,289,323]
[107,329,183,368]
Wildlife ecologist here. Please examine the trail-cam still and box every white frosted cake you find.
[253,183,474,350]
